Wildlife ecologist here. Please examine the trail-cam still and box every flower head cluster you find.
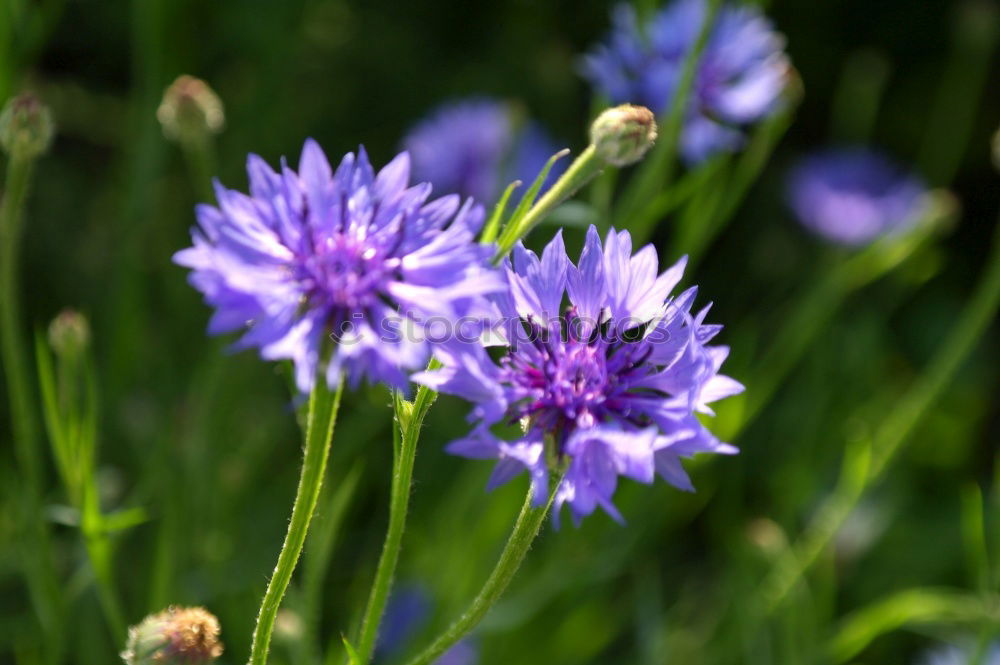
[122,606,223,665]
[175,140,503,392]
[786,148,928,246]
[0,93,54,158]
[157,75,225,142]
[582,0,790,163]
[402,98,564,204]
[417,225,742,523]
[590,104,658,167]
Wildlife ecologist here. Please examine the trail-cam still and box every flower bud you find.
[157,75,225,143]
[746,517,787,558]
[48,309,90,361]
[0,93,54,158]
[121,606,223,665]
[589,104,657,167]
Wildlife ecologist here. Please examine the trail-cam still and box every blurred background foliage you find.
[1,0,999,663]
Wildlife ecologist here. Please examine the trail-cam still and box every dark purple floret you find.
[415,226,742,524]
[786,148,928,246]
[175,140,504,392]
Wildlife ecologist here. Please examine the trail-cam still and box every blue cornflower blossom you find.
[415,225,743,524]
[174,139,504,392]
[402,98,564,204]
[582,0,790,163]
[786,148,928,246]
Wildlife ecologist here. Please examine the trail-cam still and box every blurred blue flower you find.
[175,140,504,393]
[416,226,742,524]
[918,643,1000,665]
[436,639,478,665]
[377,586,478,665]
[786,148,928,246]
[582,0,790,163]
[402,98,564,204]
[376,586,431,658]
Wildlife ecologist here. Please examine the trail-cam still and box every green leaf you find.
[961,484,990,591]
[827,587,997,663]
[496,148,569,249]
[342,635,361,665]
[34,331,70,484]
[394,386,414,424]
[99,507,149,534]
[479,179,521,245]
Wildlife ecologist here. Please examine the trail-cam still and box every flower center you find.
[301,233,399,312]
[503,315,622,432]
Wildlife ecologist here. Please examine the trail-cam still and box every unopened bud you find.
[122,606,223,665]
[48,309,90,360]
[274,608,305,642]
[589,104,657,167]
[746,517,787,557]
[157,76,225,142]
[0,93,54,158]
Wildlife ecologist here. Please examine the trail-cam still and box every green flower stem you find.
[301,465,362,664]
[1,152,42,489]
[672,94,798,264]
[829,49,890,145]
[179,133,217,202]
[613,0,721,228]
[248,377,344,665]
[35,334,126,643]
[353,380,438,663]
[403,481,559,665]
[738,196,953,438]
[627,156,726,247]
[0,13,12,104]
[495,145,603,260]
[1,151,63,656]
[760,211,1000,614]
[82,502,128,641]
[916,1,998,185]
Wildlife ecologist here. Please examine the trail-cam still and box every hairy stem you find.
[1,151,63,658]
[761,211,1000,613]
[403,483,558,665]
[247,378,344,665]
[353,383,437,663]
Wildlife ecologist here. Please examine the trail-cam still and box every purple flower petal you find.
[176,140,502,392]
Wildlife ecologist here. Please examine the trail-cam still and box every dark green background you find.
[1,0,998,663]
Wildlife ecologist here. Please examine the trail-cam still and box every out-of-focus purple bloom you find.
[377,586,478,665]
[786,148,928,246]
[403,98,564,204]
[582,0,790,163]
[175,140,504,393]
[415,225,742,524]
[375,586,431,658]
[437,640,478,665]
